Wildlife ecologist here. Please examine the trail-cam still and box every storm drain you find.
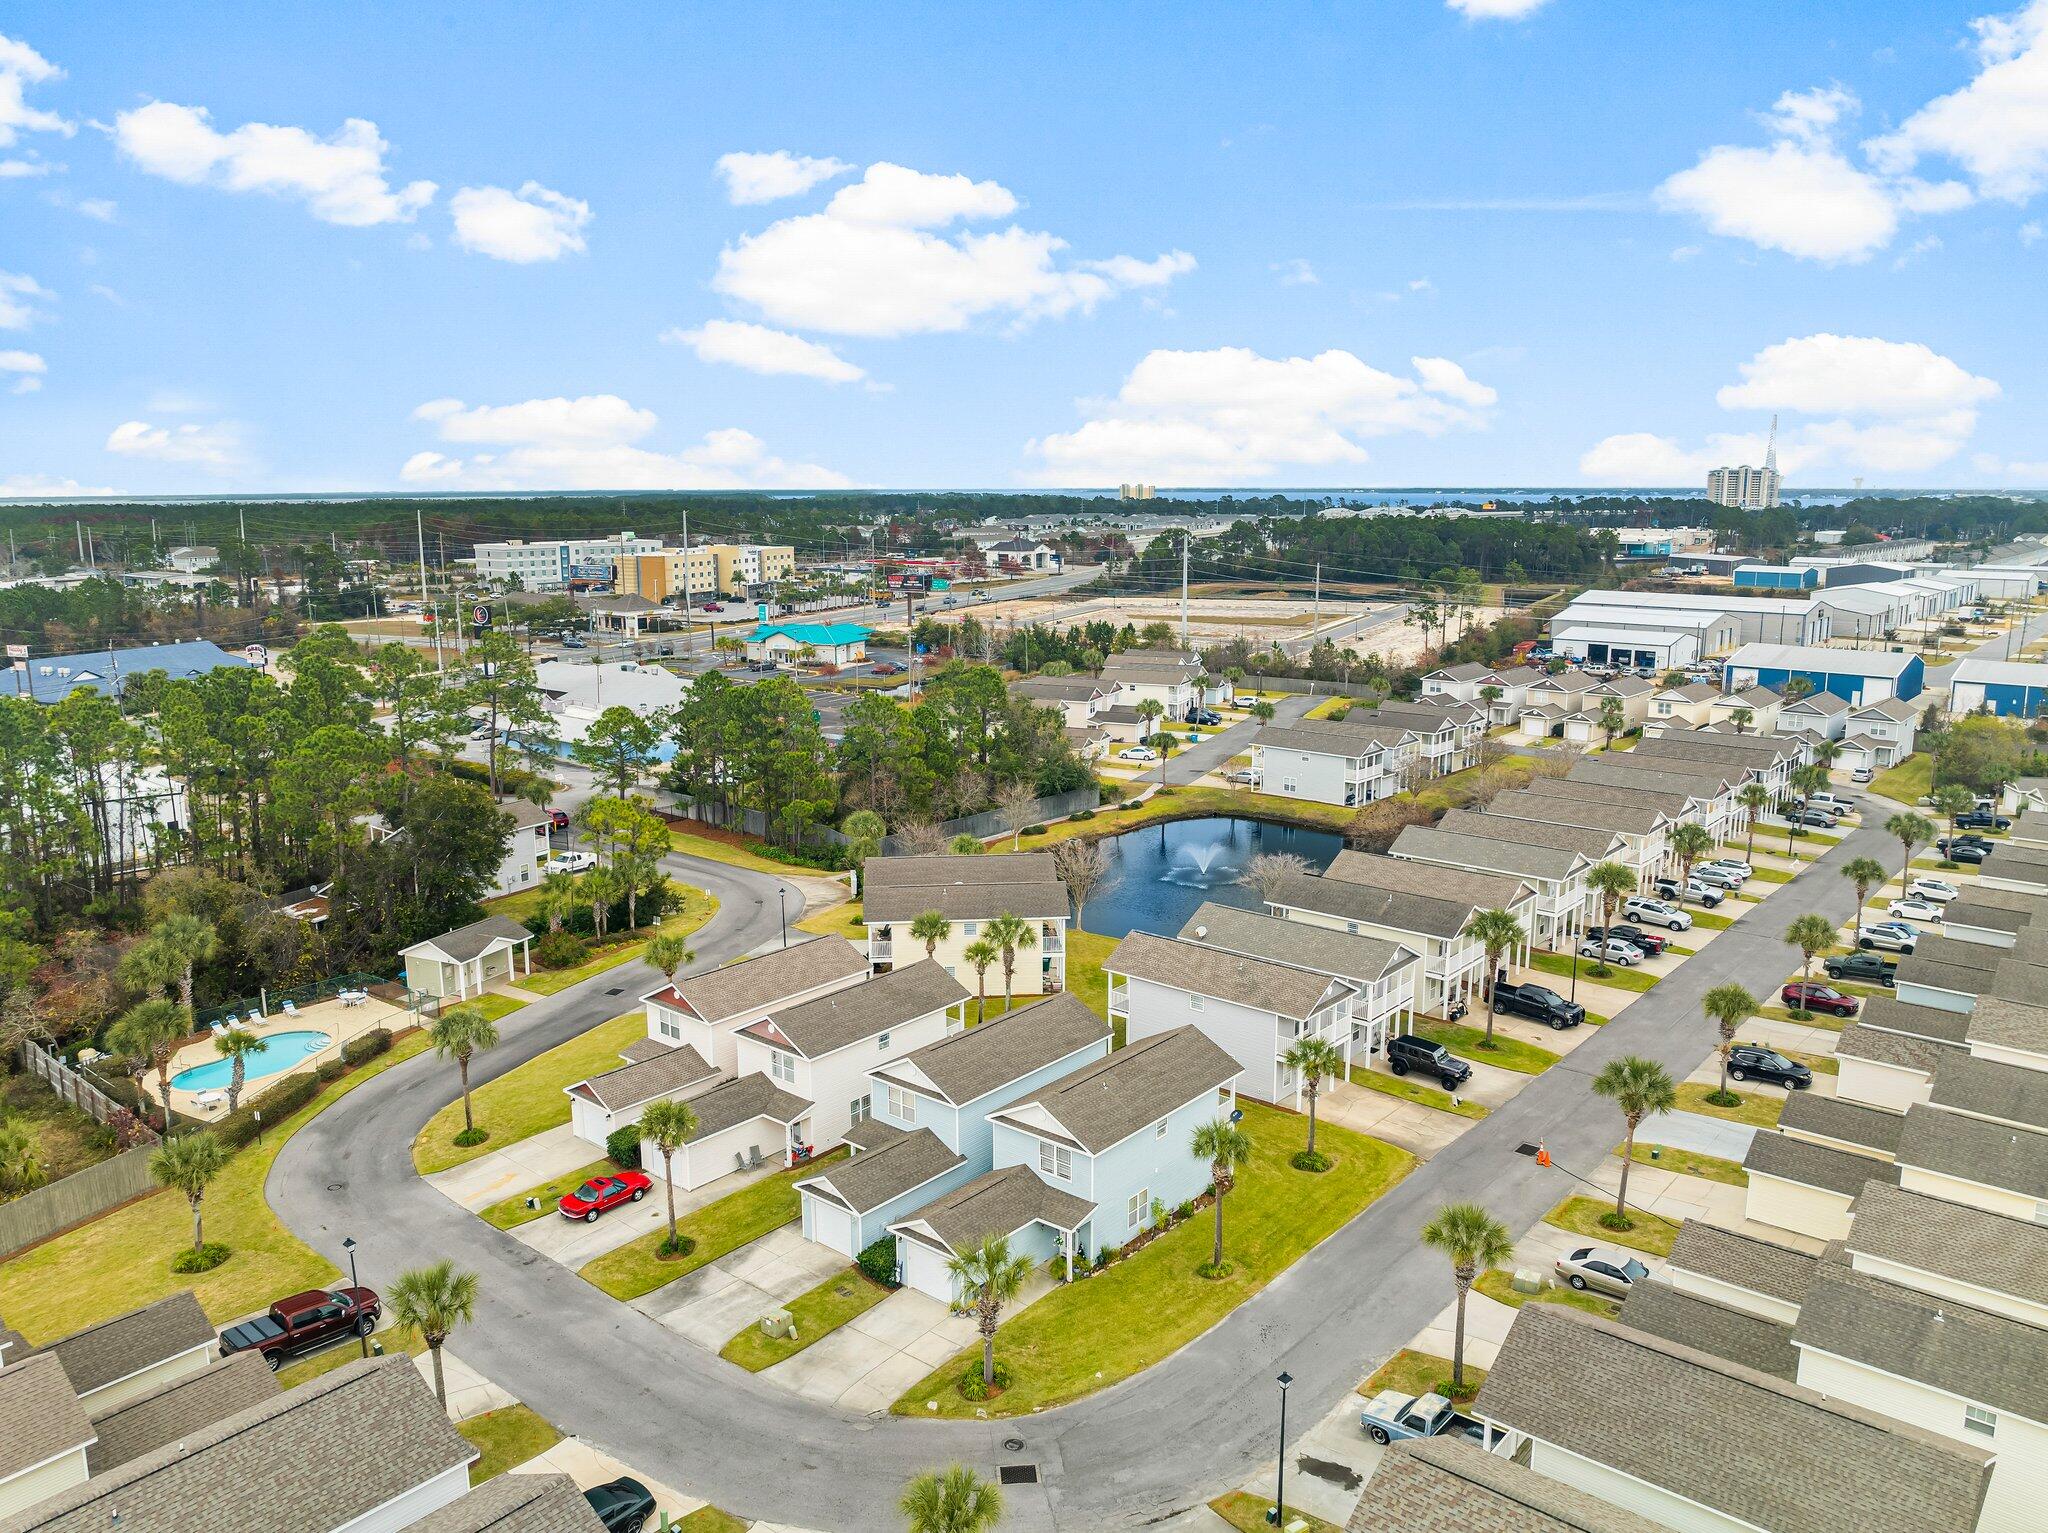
[998,1465,1038,1486]
[605,986,627,996]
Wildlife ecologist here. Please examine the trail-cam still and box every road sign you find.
[4,643,25,659]
[472,604,493,628]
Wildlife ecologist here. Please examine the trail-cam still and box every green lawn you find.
[519,888,719,995]
[1686,909,1736,930]
[274,1325,425,1387]
[1786,1049,1839,1076]
[794,898,864,941]
[1872,754,1932,803]
[1673,1081,1785,1127]
[581,1149,849,1300]
[0,1031,432,1341]
[1358,1348,1482,1400]
[670,825,809,875]
[891,1102,1413,1417]
[1543,1194,1679,1257]
[1629,1143,1748,1186]
[1412,1020,1561,1075]
[1745,866,1795,884]
[1211,1492,1340,1533]
[1347,1064,1489,1119]
[1066,929,1116,1037]
[470,992,530,1022]
[1528,951,1659,992]
[414,1011,646,1175]
[719,1268,892,1371]
[480,1159,617,1229]
[2,1069,117,1183]
[1474,1266,1619,1319]
[459,1403,562,1484]
[673,1511,750,1533]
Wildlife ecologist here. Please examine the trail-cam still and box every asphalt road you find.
[1160,693,1315,785]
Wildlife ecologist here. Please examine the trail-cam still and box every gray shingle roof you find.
[1636,730,1795,764]
[1897,1101,2048,1198]
[892,1164,1095,1254]
[1568,758,1743,798]
[1964,994,2048,1055]
[1902,933,2002,974]
[1942,900,2032,934]
[38,1292,214,1395]
[1106,931,1353,1021]
[648,935,868,1023]
[1986,847,2048,890]
[1666,1220,1818,1307]
[748,960,968,1058]
[618,1036,674,1065]
[571,1043,717,1113]
[1391,825,1586,882]
[2013,926,2048,964]
[1784,690,1852,715]
[1989,957,2048,1007]
[1268,871,1477,942]
[1435,809,1625,859]
[797,1128,965,1215]
[404,1474,604,1533]
[1618,1281,1799,1380]
[861,853,1069,922]
[991,1026,1240,1154]
[1944,881,2046,914]
[1857,996,1974,1045]
[1010,676,1108,703]
[1855,696,1922,721]
[1474,1306,1993,1533]
[1833,1022,1956,1073]
[1484,789,1668,837]
[1929,1049,2048,1131]
[1344,1438,1668,1533]
[1256,720,1415,759]
[1895,956,1994,998]
[1176,903,1417,985]
[1326,849,1533,910]
[84,1354,278,1475]
[405,914,535,964]
[873,993,1108,1107]
[1778,1094,1905,1156]
[0,1351,93,1482]
[1744,1130,1899,1198]
[1847,1180,2048,1309]
[1425,662,1499,683]
[6,1355,474,1533]
[682,1073,812,1140]
[1523,776,1693,817]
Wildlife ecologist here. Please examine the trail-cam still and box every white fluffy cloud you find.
[1581,333,1998,480]
[662,320,865,384]
[450,182,590,262]
[105,418,242,469]
[1658,136,1902,264]
[113,101,435,226]
[1026,346,1497,484]
[0,348,44,394]
[0,474,115,498]
[1867,1,2048,202]
[713,161,1194,337]
[0,270,51,330]
[0,33,70,150]
[1446,0,1551,17]
[714,150,854,205]
[402,394,848,490]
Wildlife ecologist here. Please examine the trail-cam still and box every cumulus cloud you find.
[662,319,866,384]
[712,161,1194,337]
[1658,136,1902,263]
[0,348,44,393]
[0,474,115,498]
[0,32,71,149]
[0,270,51,330]
[1025,346,1497,485]
[104,418,242,469]
[1272,258,1319,286]
[1866,0,2048,202]
[1446,0,1552,17]
[1581,333,1998,480]
[714,150,855,205]
[113,101,435,226]
[449,181,590,262]
[403,394,848,490]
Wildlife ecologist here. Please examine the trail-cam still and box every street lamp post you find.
[778,887,789,949]
[1274,1371,1292,1528]
[342,1236,366,1358]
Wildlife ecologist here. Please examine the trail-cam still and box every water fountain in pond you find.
[1161,841,1236,889]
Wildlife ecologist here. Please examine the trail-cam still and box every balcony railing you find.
[1106,980,1129,1014]
[871,941,894,962]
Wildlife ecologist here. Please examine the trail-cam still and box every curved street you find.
[271,818,1904,1531]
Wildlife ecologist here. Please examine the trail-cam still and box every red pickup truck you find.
[219,1286,381,1370]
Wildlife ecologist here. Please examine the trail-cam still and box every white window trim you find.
[1039,1141,1072,1181]
[1128,1188,1149,1229]
[887,1083,916,1124]
[769,1050,797,1085]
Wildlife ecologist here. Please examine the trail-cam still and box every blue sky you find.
[2,0,2045,496]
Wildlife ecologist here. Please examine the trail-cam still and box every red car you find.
[549,809,570,831]
[1782,982,1859,1017]
[558,1171,651,1222]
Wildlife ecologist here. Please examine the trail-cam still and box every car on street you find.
[1824,951,1897,986]
[1623,897,1692,931]
[469,719,497,739]
[1727,1043,1814,1089]
[1554,1246,1650,1298]
[1782,982,1859,1017]
[219,1286,382,1371]
[1187,708,1223,726]
[870,662,904,676]
[558,1171,652,1222]
[1789,808,1838,828]
[549,850,598,873]
[1117,746,1157,762]
[561,634,587,649]
[1359,1390,1486,1447]
[1578,936,1645,965]
[1809,793,1859,816]
[1957,810,2012,830]
[1385,1034,1472,1088]
[1888,897,1944,922]
[973,590,990,601]
[1908,877,1960,903]
[1858,921,1919,954]
[1654,876,1725,907]
[584,1477,656,1533]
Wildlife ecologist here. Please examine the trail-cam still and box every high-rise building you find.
[1706,417,1782,509]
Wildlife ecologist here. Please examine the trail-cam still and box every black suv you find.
[1726,1044,1812,1090]
[1386,1034,1472,1089]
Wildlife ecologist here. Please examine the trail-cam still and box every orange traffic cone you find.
[1535,1141,1552,1167]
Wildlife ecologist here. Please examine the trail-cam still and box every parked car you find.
[1700,858,1752,880]
[549,850,598,874]
[1578,936,1645,966]
[1654,876,1725,908]
[1359,1390,1486,1447]
[700,601,722,612]
[1957,810,2012,830]
[1888,897,1944,922]
[973,590,991,601]
[1386,1034,1472,1088]
[548,809,570,831]
[584,1477,656,1533]
[1908,877,1960,903]
[219,1287,381,1371]
[1490,982,1585,1030]
[1117,746,1157,763]
[558,1171,652,1222]
[1824,951,1897,986]
[1789,808,1839,828]
[1554,1246,1650,1298]
[1858,921,1919,954]
[469,719,497,739]
[1692,865,1746,891]
[1187,707,1223,726]
[1623,897,1693,932]
[1225,768,1260,786]
[1782,982,1859,1018]
[1941,841,1991,865]
[1727,1043,1814,1089]
[1851,767,1874,783]
[1588,924,1666,956]
[561,634,587,650]
[870,661,904,676]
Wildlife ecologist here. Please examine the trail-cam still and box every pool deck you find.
[152,994,409,1120]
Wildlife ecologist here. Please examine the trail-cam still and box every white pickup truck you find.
[1359,1389,1487,1446]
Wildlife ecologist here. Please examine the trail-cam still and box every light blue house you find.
[794,993,1111,1272]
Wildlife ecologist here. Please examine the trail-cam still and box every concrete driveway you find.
[631,1225,847,1349]
[514,1159,788,1269]
[427,1124,597,1213]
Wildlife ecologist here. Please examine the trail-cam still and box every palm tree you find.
[1785,912,1838,1006]
[643,934,696,989]
[1669,823,1714,911]
[1460,908,1526,1046]
[1785,763,1830,862]
[213,1027,265,1112]
[962,939,999,1023]
[1702,982,1757,1103]
[1249,699,1276,727]
[1931,783,1975,849]
[155,913,219,1016]
[1738,782,1770,864]
[1190,1117,1253,1272]
[1134,698,1164,745]
[1591,1057,1676,1225]
[1730,705,1754,735]
[0,1115,43,1199]
[430,1003,500,1139]
[111,998,190,1131]
[388,1260,480,1409]
[1841,856,1888,921]
[1280,1036,1345,1162]
[1812,737,1842,773]
[947,1233,1036,1388]
[151,1130,229,1257]
[534,871,579,934]
[1884,811,1935,897]
[1584,862,1638,977]
[1418,1202,1514,1393]
[985,912,1037,1007]
[1597,695,1626,751]
[636,1097,699,1255]
[910,910,952,963]
[901,1466,1004,1533]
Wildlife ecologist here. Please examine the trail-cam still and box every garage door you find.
[899,1239,956,1303]
[807,1195,855,1258]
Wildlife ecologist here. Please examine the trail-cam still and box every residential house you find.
[163,545,218,574]
[1370,699,1487,775]
[1106,931,1358,1106]
[1099,648,1209,720]
[1,640,252,705]
[1845,696,1923,768]
[1779,690,1854,740]
[1663,1219,1818,1325]
[399,915,535,1001]
[1521,776,1704,866]
[26,1295,216,1417]
[1417,661,1500,702]
[1478,663,1547,724]
[1646,681,1720,733]
[1483,788,1673,884]
[636,1073,816,1191]
[1892,934,2001,1014]
[1435,811,1632,910]
[1582,675,1657,733]
[0,1355,95,1519]
[1616,1279,1800,1381]
[1389,824,1590,949]
[1249,719,1413,807]
[638,936,870,1078]
[861,853,1071,994]
[564,1043,722,1149]
[794,1126,968,1268]
[1008,675,1112,728]
[1742,1121,1898,1244]
[1943,895,2034,950]
[1834,997,1970,1113]
[360,799,552,901]
[1524,670,1592,718]
[985,537,1061,572]
[1894,1097,2048,1222]
[1968,991,2048,1075]
[1343,1438,1667,1533]
[1704,685,1786,735]
[885,1165,1098,1302]
[1064,723,1111,762]
[1565,757,1750,842]
[407,1474,605,1533]
[1978,848,2048,897]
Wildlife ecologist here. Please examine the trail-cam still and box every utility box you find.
[759,1309,795,1339]
[1512,1267,1544,1295]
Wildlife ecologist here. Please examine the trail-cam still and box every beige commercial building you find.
[613,543,796,601]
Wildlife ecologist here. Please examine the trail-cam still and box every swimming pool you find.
[169,1030,333,1092]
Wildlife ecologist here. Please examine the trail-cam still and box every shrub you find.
[605,1125,643,1169]
[1173,1200,1195,1221]
[315,1059,348,1084]
[172,1242,230,1273]
[453,1126,490,1148]
[251,1071,323,1120]
[1291,1149,1332,1173]
[1598,1210,1637,1232]
[1325,703,1353,722]
[1196,1259,1235,1280]
[533,931,589,969]
[957,1360,1011,1400]
[658,1233,695,1260]
[341,1029,392,1067]
[856,1235,900,1288]
[1070,808,1096,821]
[1021,824,1047,837]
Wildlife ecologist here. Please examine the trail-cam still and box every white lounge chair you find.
[246,1009,264,1025]
[208,1021,229,1037]
[281,999,301,1017]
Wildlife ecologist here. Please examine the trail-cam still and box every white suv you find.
[1623,897,1693,931]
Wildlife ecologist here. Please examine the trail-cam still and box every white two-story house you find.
[862,853,1071,995]
[1371,700,1487,776]
[1843,695,1923,770]
[1099,648,1210,721]
[1779,689,1853,741]
[1483,788,1673,885]
[1389,824,1591,951]
[1009,675,1113,728]
[639,935,872,1077]
[1645,681,1720,734]
[1250,719,1413,807]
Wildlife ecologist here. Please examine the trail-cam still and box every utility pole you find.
[1313,561,1322,634]
[1180,532,1190,650]
[238,505,247,544]
[75,520,83,562]
[416,507,442,673]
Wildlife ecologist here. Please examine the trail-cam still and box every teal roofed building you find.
[744,622,870,667]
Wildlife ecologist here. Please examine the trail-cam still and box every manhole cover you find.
[998,1464,1038,1486]
[605,986,626,996]
[326,1182,345,1191]
[1002,1437,1025,1453]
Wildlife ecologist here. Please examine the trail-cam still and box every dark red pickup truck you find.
[219,1286,381,1370]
